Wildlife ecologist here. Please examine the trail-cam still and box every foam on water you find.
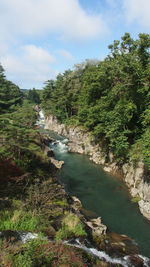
[56,140,68,153]
[35,109,45,127]
[64,239,128,267]
[39,110,45,120]
[64,239,150,267]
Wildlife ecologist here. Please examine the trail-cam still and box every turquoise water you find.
[51,138,150,258]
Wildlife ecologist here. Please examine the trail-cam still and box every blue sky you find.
[0,0,149,89]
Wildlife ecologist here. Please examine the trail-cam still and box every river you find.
[37,111,150,261]
[47,132,150,259]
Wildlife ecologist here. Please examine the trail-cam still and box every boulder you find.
[128,255,147,267]
[50,158,64,169]
[71,196,82,210]
[86,217,107,236]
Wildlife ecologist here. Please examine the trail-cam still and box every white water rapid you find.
[5,230,149,267]
[39,110,45,120]
[64,239,150,267]
[35,109,45,127]
[19,232,38,243]
[52,139,68,153]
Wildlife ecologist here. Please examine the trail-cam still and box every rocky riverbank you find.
[40,134,149,266]
[44,115,150,221]
[0,133,108,266]
[1,132,145,266]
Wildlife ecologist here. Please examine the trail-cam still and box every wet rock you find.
[71,196,82,210]
[128,255,146,267]
[0,230,21,243]
[81,208,98,220]
[101,233,139,258]
[47,149,55,157]
[42,137,52,146]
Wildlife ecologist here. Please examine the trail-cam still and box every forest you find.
[41,33,150,169]
[0,62,97,266]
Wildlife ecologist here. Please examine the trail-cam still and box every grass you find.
[0,199,42,232]
[0,209,40,232]
[55,212,87,241]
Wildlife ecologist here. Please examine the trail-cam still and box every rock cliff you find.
[44,115,150,221]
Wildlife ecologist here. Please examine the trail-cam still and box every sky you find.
[0,0,149,89]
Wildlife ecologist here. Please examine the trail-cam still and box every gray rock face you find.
[44,115,150,220]
[122,161,150,220]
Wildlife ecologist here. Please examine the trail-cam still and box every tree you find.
[0,65,22,114]
[41,33,150,166]
[28,88,41,104]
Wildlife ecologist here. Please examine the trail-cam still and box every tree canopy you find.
[0,65,22,114]
[41,33,150,168]
[27,88,41,104]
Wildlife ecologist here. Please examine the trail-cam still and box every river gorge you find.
[38,110,150,262]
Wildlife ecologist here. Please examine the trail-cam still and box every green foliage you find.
[6,239,52,267]
[0,66,22,114]
[131,196,141,203]
[0,209,40,231]
[41,33,150,167]
[0,66,90,266]
[0,100,42,171]
[0,65,41,170]
[27,88,41,104]
[0,199,41,232]
[55,212,87,240]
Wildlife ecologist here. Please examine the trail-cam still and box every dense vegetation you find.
[0,65,23,114]
[42,33,150,168]
[27,88,41,104]
[0,66,98,266]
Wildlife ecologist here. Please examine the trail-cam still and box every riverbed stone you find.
[49,157,64,169]
[128,255,146,267]
[71,196,82,210]
[86,217,107,236]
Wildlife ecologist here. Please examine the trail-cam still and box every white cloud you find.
[23,45,55,64]
[1,46,57,88]
[0,0,108,88]
[57,49,74,61]
[0,0,107,41]
[123,0,150,28]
